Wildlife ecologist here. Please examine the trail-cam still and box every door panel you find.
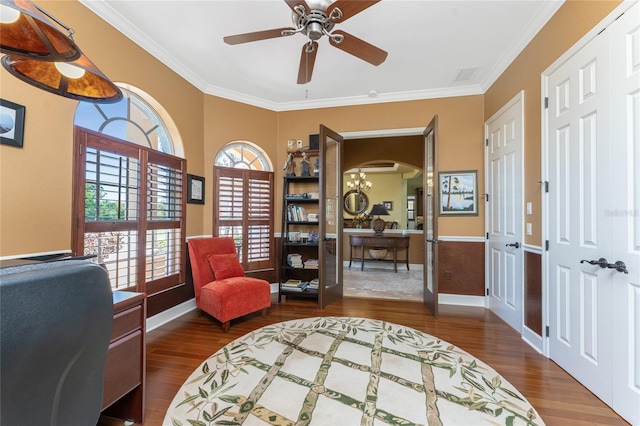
[609,4,640,422]
[485,91,524,333]
[319,124,343,308]
[547,28,613,403]
[423,116,438,317]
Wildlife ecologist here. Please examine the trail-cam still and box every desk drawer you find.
[365,238,395,247]
[102,330,142,410]
[110,304,143,342]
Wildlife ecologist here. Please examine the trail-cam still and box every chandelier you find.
[346,168,372,193]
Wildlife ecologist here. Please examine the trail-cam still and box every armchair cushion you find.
[207,253,245,280]
[199,277,270,324]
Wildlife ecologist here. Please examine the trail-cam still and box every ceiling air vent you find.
[454,67,478,82]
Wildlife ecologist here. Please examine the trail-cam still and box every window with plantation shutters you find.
[214,166,274,272]
[213,142,274,271]
[73,127,186,294]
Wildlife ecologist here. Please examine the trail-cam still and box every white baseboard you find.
[522,325,543,354]
[146,298,197,332]
[438,294,486,307]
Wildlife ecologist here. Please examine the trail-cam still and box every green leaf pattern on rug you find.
[166,317,543,426]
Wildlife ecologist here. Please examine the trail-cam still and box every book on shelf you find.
[307,278,319,289]
[303,258,318,269]
[287,205,308,222]
[281,279,309,292]
[286,253,303,268]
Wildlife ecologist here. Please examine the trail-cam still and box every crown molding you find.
[80,0,563,112]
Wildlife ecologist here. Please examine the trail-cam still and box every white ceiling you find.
[80,0,564,112]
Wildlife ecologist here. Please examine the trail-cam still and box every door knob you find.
[607,261,629,274]
[505,242,520,249]
[580,258,608,268]
[426,239,442,244]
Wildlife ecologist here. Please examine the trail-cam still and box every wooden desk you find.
[349,234,410,272]
[101,291,146,424]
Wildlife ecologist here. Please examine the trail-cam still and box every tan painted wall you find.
[484,0,621,246]
[275,96,486,237]
[0,1,204,256]
[0,0,621,258]
[202,96,279,236]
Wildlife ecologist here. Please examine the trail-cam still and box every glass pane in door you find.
[319,125,343,308]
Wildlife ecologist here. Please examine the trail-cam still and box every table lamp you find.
[369,204,390,235]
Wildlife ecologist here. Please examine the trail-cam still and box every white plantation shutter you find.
[214,167,274,271]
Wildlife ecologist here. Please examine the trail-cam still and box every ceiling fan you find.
[223,0,387,84]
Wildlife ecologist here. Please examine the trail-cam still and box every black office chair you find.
[1,260,113,426]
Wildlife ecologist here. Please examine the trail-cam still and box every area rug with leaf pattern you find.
[164,317,543,426]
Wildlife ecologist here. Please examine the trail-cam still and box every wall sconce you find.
[0,0,122,103]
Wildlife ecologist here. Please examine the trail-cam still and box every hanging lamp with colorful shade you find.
[0,0,122,103]
[0,0,80,61]
[2,53,123,103]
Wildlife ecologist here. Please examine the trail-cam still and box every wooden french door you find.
[423,116,439,317]
[318,124,343,308]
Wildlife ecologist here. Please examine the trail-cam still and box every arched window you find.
[215,141,272,171]
[213,142,274,271]
[72,86,186,295]
[75,87,177,154]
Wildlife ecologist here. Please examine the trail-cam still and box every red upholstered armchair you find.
[188,237,271,332]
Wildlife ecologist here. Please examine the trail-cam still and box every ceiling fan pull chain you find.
[305,41,309,99]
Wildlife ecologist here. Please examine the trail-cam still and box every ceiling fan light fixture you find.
[2,52,123,103]
[306,21,323,40]
[225,0,387,84]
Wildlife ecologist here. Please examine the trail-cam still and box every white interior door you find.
[547,28,613,403]
[485,91,524,334]
[545,2,639,423]
[609,4,640,423]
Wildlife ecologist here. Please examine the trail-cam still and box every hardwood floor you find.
[98,297,628,425]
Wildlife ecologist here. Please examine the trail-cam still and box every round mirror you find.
[343,190,369,215]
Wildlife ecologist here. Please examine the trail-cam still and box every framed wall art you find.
[439,170,478,215]
[0,99,25,148]
[187,174,205,204]
[383,201,393,211]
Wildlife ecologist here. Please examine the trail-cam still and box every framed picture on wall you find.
[383,201,393,211]
[187,174,205,204]
[439,170,478,215]
[0,99,25,148]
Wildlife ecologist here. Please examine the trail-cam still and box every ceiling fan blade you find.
[223,27,295,45]
[329,30,387,65]
[284,0,309,14]
[327,0,380,23]
[297,42,318,84]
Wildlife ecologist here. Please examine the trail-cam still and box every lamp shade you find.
[0,0,80,61]
[369,204,390,217]
[1,53,123,103]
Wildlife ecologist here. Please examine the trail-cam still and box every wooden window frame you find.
[72,126,187,294]
[213,167,274,272]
